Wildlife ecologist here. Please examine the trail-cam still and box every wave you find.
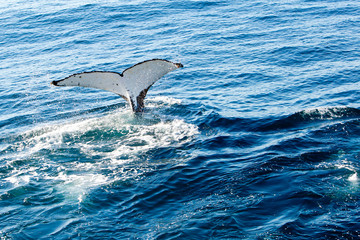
[257,106,360,131]
[290,106,360,120]
[197,106,360,136]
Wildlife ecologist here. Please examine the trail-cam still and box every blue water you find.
[1,0,360,239]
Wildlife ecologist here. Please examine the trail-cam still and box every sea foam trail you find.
[1,105,198,202]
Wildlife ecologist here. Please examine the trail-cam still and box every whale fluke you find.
[51,59,183,112]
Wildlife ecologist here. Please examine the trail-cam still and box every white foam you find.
[146,96,182,108]
[106,118,198,161]
[54,172,109,203]
[2,110,198,202]
[4,167,39,187]
[334,159,359,185]
[348,172,358,183]
[301,106,350,120]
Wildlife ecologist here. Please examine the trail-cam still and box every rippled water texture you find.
[1,0,360,239]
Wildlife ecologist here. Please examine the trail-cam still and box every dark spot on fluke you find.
[175,63,184,68]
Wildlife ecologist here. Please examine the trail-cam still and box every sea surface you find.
[1,0,360,239]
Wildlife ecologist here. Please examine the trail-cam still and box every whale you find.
[51,59,183,112]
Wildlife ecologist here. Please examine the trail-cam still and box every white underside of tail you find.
[52,59,183,112]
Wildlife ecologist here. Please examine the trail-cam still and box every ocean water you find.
[1,0,360,239]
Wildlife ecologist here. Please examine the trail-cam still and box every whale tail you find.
[51,59,183,112]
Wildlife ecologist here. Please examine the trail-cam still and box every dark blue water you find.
[1,0,360,239]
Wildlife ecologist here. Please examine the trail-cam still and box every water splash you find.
[1,105,198,202]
